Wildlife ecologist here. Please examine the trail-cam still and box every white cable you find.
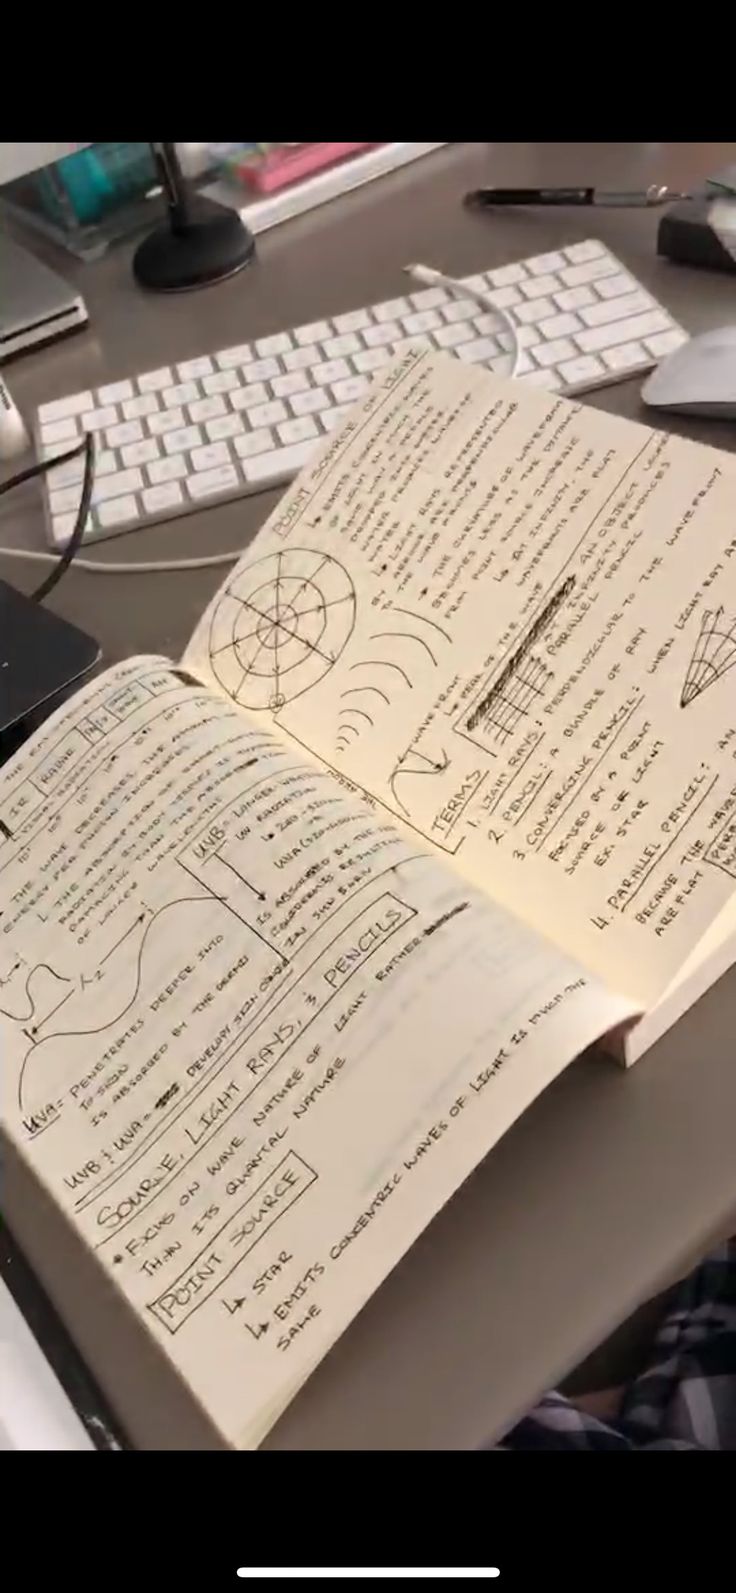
[0,546,239,574]
[403,263,520,377]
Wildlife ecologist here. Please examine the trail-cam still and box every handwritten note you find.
[0,656,633,1446]
[187,349,736,1005]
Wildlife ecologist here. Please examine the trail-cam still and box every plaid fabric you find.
[498,1238,736,1450]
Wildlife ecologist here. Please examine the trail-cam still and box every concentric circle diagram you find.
[208,548,356,711]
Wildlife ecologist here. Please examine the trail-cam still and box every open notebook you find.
[2,348,736,1448]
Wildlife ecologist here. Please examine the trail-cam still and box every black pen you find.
[465,184,687,210]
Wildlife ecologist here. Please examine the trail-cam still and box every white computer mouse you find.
[642,325,736,418]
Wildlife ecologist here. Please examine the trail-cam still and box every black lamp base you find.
[133,195,255,293]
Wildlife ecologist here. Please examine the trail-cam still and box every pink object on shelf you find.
[235,143,381,195]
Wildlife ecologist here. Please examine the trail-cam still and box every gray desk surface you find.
[3,142,736,1449]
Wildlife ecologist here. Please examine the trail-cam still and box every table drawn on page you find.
[336,607,452,753]
[680,607,736,707]
[208,548,356,712]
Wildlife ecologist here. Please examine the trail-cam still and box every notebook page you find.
[185,350,736,1007]
[0,657,633,1448]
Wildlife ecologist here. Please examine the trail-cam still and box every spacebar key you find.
[186,463,240,499]
[241,439,318,486]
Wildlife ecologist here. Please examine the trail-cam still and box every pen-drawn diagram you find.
[208,548,356,712]
[389,746,451,818]
[479,654,553,745]
[336,607,451,753]
[680,608,736,708]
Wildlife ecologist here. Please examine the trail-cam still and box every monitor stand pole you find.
[133,142,255,293]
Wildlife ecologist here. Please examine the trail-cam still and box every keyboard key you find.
[247,357,281,383]
[256,331,293,358]
[646,328,688,359]
[363,322,400,347]
[331,375,371,403]
[576,310,670,354]
[271,370,311,398]
[186,463,240,499]
[191,441,232,471]
[333,308,372,334]
[323,332,362,359]
[277,415,320,445]
[107,419,144,448]
[441,299,477,324]
[162,381,199,408]
[402,309,442,335]
[290,387,330,416]
[163,424,203,455]
[514,297,556,325]
[215,343,254,369]
[142,481,184,513]
[553,285,596,313]
[353,347,393,373]
[49,485,83,514]
[202,370,241,395]
[80,406,117,433]
[234,428,274,459]
[455,336,499,364]
[560,257,620,288]
[121,438,160,468]
[409,286,449,311]
[294,320,332,347]
[310,358,351,385]
[319,409,345,433]
[148,406,185,435]
[392,336,432,355]
[248,400,289,429]
[52,513,82,544]
[230,383,269,411]
[488,285,522,310]
[205,413,244,442]
[40,417,79,445]
[240,440,317,485]
[98,380,134,405]
[595,272,640,300]
[434,322,476,349]
[93,468,143,504]
[530,336,578,368]
[527,250,566,274]
[283,346,319,373]
[601,341,649,371]
[47,456,84,487]
[148,454,188,484]
[488,262,527,287]
[521,274,560,300]
[516,369,563,391]
[97,493,139,527]
[38,391,93,423]
[374,296,411,322]
[537,312,583,340]
[137,366,172,392]
[557,354,606,386]
[95,450,118,477]
[564,240,606,264]
[473,311,506,337]
[177,355,214,380]
[189,395,227,423]
[122,392,160,421]
[579,290,652,328]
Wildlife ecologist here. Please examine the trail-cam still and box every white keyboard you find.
[36,240,687,550]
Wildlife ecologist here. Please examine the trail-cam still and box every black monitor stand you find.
[0,581,99,765]
[133,142,255,294]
